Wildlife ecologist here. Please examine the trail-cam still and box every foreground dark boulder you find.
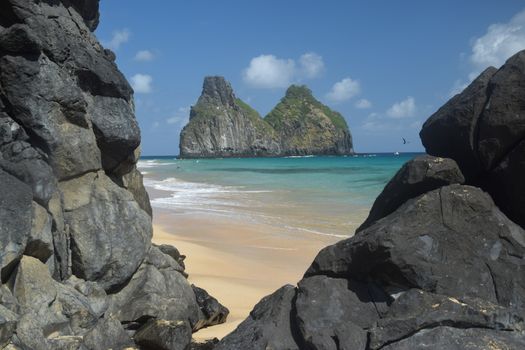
[421,50,525,228]
[309,185,525,308]
[0,0,227,348]
[215,285,299,350]
[357,155,465,231]
[218,185,525,349]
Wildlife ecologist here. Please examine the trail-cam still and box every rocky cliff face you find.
[266,85,354,156]
[215,51,525,349]
[0,1,226,349]
[179,77,354,158]
[179,76,281,158]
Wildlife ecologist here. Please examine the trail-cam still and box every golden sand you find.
[151,210,343,340]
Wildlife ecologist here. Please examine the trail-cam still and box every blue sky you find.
[96,1,525,155]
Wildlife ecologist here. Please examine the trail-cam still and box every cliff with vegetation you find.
[179,76,281,158]
[0,1,226,348]
[266,85,353,156]
[179,77,354,158]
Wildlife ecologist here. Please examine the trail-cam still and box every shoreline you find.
[151,208,347,340]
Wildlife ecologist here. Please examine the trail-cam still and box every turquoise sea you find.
[138,153,421,238]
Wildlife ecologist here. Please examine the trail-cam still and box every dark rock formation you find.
[0,1,227,349]
[421,50,525,228]
[215,285,300,350]
[357,155,465,231]
[192,285,230,330]
[134,319,192,350]
[179,77,354,158]
[217,51,525,349]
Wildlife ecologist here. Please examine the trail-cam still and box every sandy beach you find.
[151,209,348,340]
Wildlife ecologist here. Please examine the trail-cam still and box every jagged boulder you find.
[107,245,200,329]
[219,184,525,349]
[295,276,378,349]
[0,169,32,281]
[11,256,105,349]
[134,319,192,350]
[309,185,525,308]
[420,67,497,178]
[0,1,226,349]
[25,201,53,262]
[192,285,229,330]
[59,171,152,291]
[215,285,300,350]
[80,315,135,350]
[421,50,525,228]
[357,155,464,231]
[369,289,524,349]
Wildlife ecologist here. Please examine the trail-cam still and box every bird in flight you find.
[402,137,407,144]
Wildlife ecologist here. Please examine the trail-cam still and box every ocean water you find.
[138,153,422,238]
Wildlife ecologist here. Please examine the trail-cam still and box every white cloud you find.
[470,9,525,69]
[326,77,361,102]
[386,96,416,119]
[450,9,525,96]
[449,79,470,97]
[243,54,296,88]
[355,98,372,109]
[166,107,190,127]
[299,52,325,78]
[104,29,130,50]
[360,112,422,133]
[134,50,155,62]
[130,74,153,94]
[242,52,327,88]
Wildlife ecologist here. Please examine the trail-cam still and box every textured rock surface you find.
[357,155,465,231]
[218,51,525,349]
[421,50,525,228]
[134,319,192,350]
[180,77,354,158]
[215,285,300,350]
[180,76,281,158]
[192,285,230,330]
[266,85,354,156]
[0,169,32,281]
[295,276,375,349]
[107,245,200,328]
[0,1,227,349]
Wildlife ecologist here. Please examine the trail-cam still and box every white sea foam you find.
[144,174,351,239]
[283,225,350,239]
[144,177,273,219]
[137,160,173,169]
[284,155,315,158]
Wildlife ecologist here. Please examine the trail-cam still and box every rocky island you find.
[179,77,354,158]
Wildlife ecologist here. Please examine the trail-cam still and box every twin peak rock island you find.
[179,77,354,158]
